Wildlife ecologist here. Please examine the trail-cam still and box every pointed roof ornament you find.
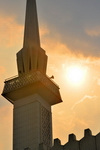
[23,0,40,48]
[17,0,48,75]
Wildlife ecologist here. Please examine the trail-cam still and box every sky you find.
[1,0,100,149]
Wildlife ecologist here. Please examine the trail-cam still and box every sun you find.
[66,66,87,85]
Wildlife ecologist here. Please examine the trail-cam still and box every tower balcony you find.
[2,70,62,105]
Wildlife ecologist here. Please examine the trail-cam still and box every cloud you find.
[39,24,50,37]
[71,95,97,110]
[0,66,6,92]
[0,143,4,150]
[37,0,100,58]
[1,0,100,58]
[71,95,100,134]
[85,26,100,37]
[52,90,100,142]
[0,105,13,150]
[0,0,26,24]
[97,78,100,86]
[0,14,23,48]
[0,66,5,74]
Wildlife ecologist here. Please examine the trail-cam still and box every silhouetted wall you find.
[39,128,100,150]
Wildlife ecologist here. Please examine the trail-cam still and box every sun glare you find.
[66,66,87,85]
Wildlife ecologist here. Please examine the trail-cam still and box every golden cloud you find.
[0,105,13,150]
[0,66,5,74]
[39,24,50,37]
[0,15,23,47]
[0,143,4,150]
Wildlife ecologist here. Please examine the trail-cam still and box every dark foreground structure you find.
[1,0,100,150]
[49,129,100,150]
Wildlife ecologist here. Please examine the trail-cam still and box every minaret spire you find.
[17,0,48,75]
[23,0,40,48]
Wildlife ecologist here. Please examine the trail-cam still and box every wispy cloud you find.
[85,26,100,37]
[71,95,98,110]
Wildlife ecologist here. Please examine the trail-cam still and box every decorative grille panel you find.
[41,106,51,149]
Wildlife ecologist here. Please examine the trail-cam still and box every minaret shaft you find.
[13,94,52,150]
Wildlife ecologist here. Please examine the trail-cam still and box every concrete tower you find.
[2,0,62,150]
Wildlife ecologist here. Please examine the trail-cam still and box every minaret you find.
[2,0,62,150]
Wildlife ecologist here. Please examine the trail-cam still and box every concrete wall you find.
[39,128,100,150]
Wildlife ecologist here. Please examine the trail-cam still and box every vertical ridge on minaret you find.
[23,0,40,48]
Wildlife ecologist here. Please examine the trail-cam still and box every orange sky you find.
[1,0,100,149]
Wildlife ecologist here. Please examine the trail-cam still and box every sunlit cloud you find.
[0,14,23,47]
[0,66,5,74]
[39,24,50,37]
[0,66,6,92]
[0,143,4,150]
[41,37,70,55]
[71,95,100,132]
[85,26,100,37]
[97,78,100,86]
[71,95,98,110]
[0,105,13,150]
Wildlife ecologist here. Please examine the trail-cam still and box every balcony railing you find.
[3,71,60,97]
